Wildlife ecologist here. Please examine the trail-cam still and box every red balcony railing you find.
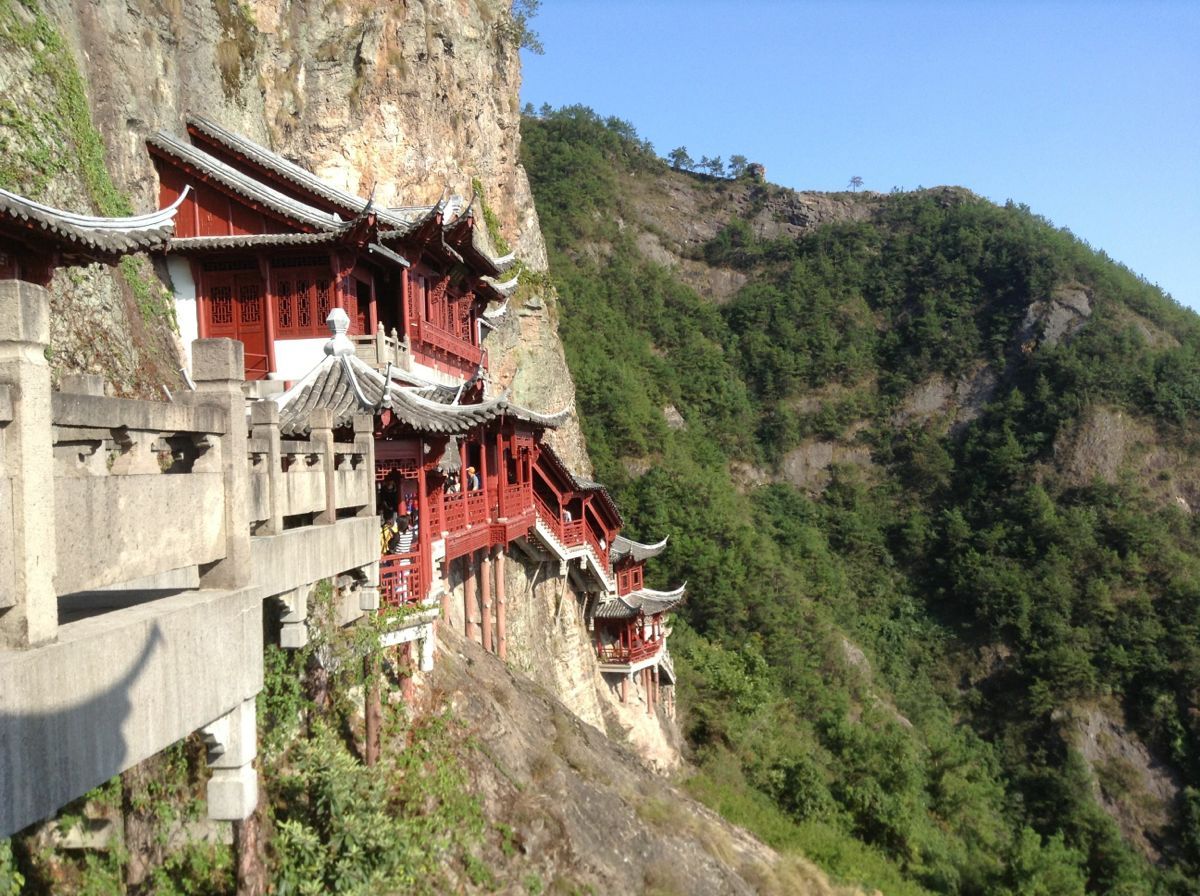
[380,551,423,607]
[502,482,532,516]
[415,318,483,367]
[597,639,661,664]
[443,492,466,532]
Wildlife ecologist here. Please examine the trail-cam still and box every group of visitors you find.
[444,465,481,494]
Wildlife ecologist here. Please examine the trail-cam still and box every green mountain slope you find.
[522,106,1200,895]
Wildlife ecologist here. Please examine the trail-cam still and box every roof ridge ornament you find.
[323,308,355,357]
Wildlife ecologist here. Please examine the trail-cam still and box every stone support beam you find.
[202,697,259,821]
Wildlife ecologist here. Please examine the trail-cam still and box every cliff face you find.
[1,0,663,756]
[1,0,584,467]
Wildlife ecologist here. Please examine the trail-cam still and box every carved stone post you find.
[0,281,56,647]
[353,413,375,519]
[251,401,283,536]
[311,408,336,525]
[192,338,250,590]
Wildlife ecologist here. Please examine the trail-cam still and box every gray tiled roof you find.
[186,115,436,235]
[537,443,623,527]
[167,232,344,252]
[273,350,571,436]
[611,535,669,563]
[593,585,686,620]
[0,186,181,259]
[149,133,348,232]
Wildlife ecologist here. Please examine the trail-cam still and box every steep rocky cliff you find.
[2,0,678,796]
[1,0,584,468]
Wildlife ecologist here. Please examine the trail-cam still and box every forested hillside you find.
[522,106,1200,895]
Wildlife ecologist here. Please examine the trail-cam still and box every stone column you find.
[250,401,283,536]
[202,698,258,821]
[0,281,55,647]
[494,547,507,661]
[480,549,493,653]
[192,339,250,590]
[353,413,375,519]
[620,673,629,705]
[310,408,336,525]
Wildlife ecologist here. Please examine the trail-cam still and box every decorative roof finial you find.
[323,308,355,357]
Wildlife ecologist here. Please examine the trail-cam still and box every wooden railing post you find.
[0,281,56,647]
[311,408,336,525]
[251,400,283,535]
[192,338,250,590]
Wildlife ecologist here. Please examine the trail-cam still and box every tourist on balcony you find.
[446,472,461,494]
[392,518,415,555]
[380,512,400,555]
[466,466,480,491]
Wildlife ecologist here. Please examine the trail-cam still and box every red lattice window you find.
[277,280,294,332]
[239,282,261,323]
[297,279,312,329]
[316,279,332,323]
[376,458,419,481]
[211,285,233,326]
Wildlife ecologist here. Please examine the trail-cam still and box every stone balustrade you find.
[0,279,381,837]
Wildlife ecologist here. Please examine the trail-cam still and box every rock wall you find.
[3,0,633,738]
[2,0,587,463]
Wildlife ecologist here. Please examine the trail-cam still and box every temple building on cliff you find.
[0,115,685,835]
[147,117,685,708]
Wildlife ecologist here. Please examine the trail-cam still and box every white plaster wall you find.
[273,338,327,381]
[167,257,198,373]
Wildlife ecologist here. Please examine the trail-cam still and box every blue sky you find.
[520,1,1200,311]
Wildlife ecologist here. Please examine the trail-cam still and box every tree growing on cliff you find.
[503,0,544,54]
[668,146,695,171]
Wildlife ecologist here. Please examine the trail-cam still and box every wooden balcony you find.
[597,638,662,665]
[380,551,423,607]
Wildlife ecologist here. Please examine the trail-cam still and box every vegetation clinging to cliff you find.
[523,105,1200,895]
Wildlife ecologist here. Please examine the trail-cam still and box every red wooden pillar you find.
[495,427,507,519]
[494,546,507,661]
[416,446,431,598]
[480,549,493,654]
[368,278,379,335]
[459,438,470,525]
[196,266,209,339]
[261,258,278,376]
[478,433,490,523]
[463,555,478,643]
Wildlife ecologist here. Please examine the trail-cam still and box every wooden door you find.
[235,275,268,380]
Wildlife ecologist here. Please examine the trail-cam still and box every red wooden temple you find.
[142,116,685,710]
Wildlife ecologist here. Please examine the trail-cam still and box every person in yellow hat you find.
[466,465,480,491]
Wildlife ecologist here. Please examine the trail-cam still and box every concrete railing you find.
[52,379,230,596]
[352,324,412,372]
[0,280,382,837]
[247,405,374,532]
